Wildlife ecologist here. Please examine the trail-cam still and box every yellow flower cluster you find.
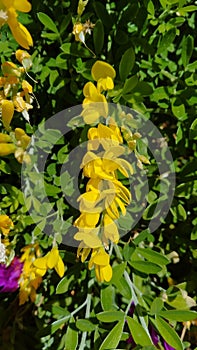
[81,61,116,124]
[0,127,31,163]
[0,0,33,49]
[0,214,14,236]
[0,50,33,130]
[74,121,133,282]
[19,245,65,305]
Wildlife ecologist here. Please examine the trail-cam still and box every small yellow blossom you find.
[0,143,16,156]
[88,248,112,282]
[73,20,95,45]
[74,227,102,248]
[74,212,100,229]
[82,82,108,124]
[33,247,65,278]
[91,61,116,92]
[0,215,14,235]
[1,99,14,129]
[19,244,42,305]
[0,0,33,49]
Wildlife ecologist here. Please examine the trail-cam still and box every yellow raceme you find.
[74,118,133,283]
[19,245,65,305]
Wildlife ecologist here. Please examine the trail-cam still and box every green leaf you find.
[136,247,170,266]
[181,35,194,68]
[61,42,92,57]
[56,275,74,294]
[119,47,135,81]
[129,261,162,274]
[171,97,186,120]
[110,262,126,283]
[76,319,96,332]
[101,285,117,311]
[98,320,124,350]
[126,316,153,346]
[157,28,176,54]
[189,118,197,140]
[64,317,78,350]
[122,75,138,94]
[150,298,164,315]
[93,19,104,55]
[152,316,183,350]
[133,229,152,245]
[37,12,58,33]
[159,310,197,322]
[97,311,125,323]
[45,183,61,196]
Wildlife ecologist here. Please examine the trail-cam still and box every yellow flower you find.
[82,82,108,124]
[102,213,119,244]
[19,244,43,305]
[33,247,65,278]
[74,212,100,229]
[82,146,133,180]
[1,99,14,129]
[15,49,31,64]
[72,22,84,42]
[74,227,102,248]
[72,20,95,44]
[91,61,116,92]
[88,248,112,282]
[0,215,14,235]
[0,0,33,49]
[77,243,91,263]
[14,129,31,162]
[0,142,16,156]
[87,123,123,151]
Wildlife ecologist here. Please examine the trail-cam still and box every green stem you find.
[114,244,153,344]
[78,293,92,350]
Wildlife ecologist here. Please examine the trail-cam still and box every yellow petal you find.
[95,264,102,282]
[83,82,97,98]
[0,133,12,143]
[22,80,33,93]
[15,49,31,63]
[101,264,112,282]
[35,267,46,277]
[15,128,25,140]
[47,247,59,269]
[1,100,14,129]
[0,143,16,156]
[1,61,21,77]
[20,134,30,149]
[8,12,33,49]
[115,197,126,216]
[74,212,100,228]
[13,0,32,12]
[91,61,116,81]
[33,256,48,269]
[93,252,110,266]
[55,255,65,277]
[74,230,102,248]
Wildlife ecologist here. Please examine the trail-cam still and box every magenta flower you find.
[0,257,23,293]
[163,339,175,350]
